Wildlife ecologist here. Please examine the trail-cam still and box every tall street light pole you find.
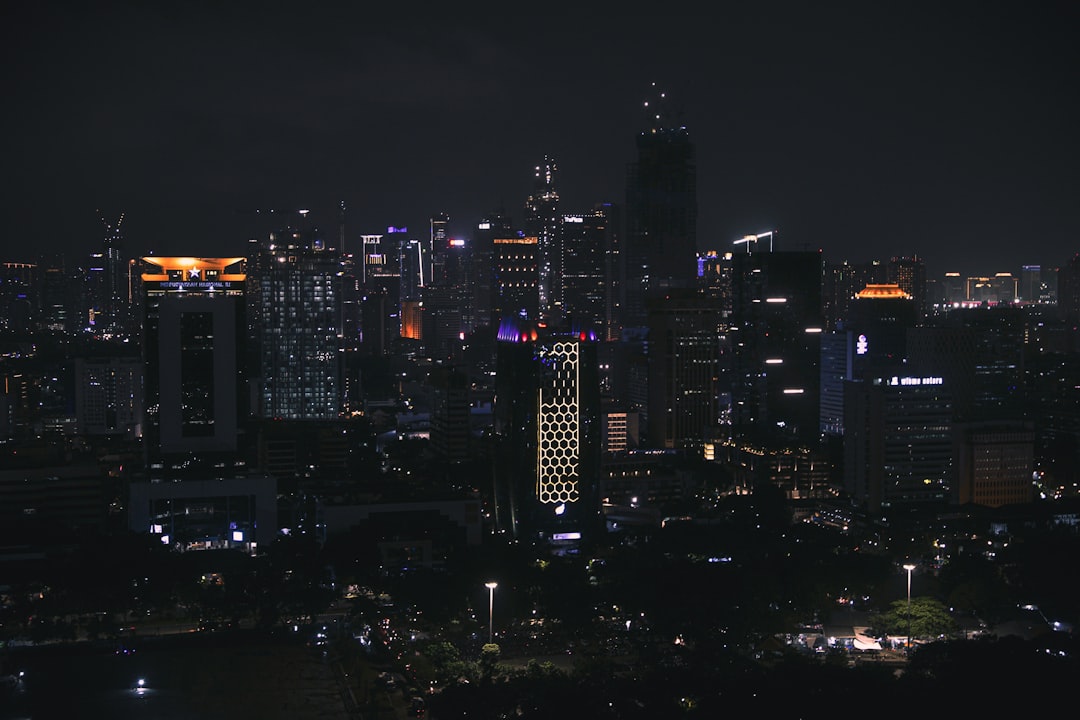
[485,581,498,644]
[903,563,916,655]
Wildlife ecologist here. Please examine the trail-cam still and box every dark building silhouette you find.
[730,248,824,446]
[623,84,697,330]
[645,288,721,449]
[559,207,608,337]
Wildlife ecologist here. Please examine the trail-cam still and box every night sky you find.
[4,2,1078,278]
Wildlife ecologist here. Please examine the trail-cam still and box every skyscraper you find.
[492,233,539,324]
[136,255,275,551]
[140,256,249,467]
[730,247,824,446]
[524,157,561,323]
[645,288,722,449]
[493,318,602,546]
[248,229,341,420]
[559,208,608,336]
[843,371,953,513]
[623,84,697,329]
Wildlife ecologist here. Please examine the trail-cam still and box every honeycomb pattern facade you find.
[536,341,581,504]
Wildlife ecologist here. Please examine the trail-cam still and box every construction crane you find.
[733,230,775,253]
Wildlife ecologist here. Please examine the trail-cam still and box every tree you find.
[872,596,957,642]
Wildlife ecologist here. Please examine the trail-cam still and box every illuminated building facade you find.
[843,372,953,513]
[954,422,1035,507]
[887,255,927,320]
[249,230,341,420]
[141,256,249,465]
[136,256,274,551]
[524,157,561,323]
[819,283,917,436]
[492,234,539,323]
[559,209,608,336]
[493,319,602,546]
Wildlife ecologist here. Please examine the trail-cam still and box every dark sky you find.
[4,2,1079,278]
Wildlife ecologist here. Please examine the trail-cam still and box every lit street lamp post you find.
[485,581,498,644]
[903,563,916,655]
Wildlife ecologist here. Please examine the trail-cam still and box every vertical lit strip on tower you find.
[536,341,581,505]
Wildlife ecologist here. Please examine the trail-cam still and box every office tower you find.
[598,202,624,342]
[135,255,274,551]
[964,274,1018,305]
[819,283,917,436]
[471,212,513,330]
[888,255,927,321]
[1056,252,1080,323]
[730,248,824,446]
[0,262,35,331]
[248,229,341,420]
[429,365,471,465]
[559,208,607,336]
[823,259,886,331]
[492,232,539,324]
[623,85,697,329]
[493,318,602,546]
[697,250,733,317]
[645,288,721,449]
[141,256,249,466]
[1020,265,1042,303]
[907,307,1025,422]
[524,157,561,323]
[954,422,1035,507]
[942,272,965,305]
[601,399,640,453]
[84,212,131,335]
[428,214,448,290]
[74,356,142,437]
[339,251,363,414]
[423,222,472,360]
[844,371,953,513]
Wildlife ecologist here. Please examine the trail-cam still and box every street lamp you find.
[903,563,916,654]
[485,581,498,644]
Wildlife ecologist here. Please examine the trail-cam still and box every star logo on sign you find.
[188,268,200,279]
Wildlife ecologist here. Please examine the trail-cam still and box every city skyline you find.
[3,3,1078,277]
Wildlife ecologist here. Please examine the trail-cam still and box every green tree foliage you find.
[872,596,957,641]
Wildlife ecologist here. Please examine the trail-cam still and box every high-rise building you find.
[887,255,927,321]
[83,212,131,335]
[0,262,36,331]
[524,157,561,323]
[471,212,514,331]
[74,356,142,437]
[645,288,722,449]
[248,229,341,420]
[429,365,471,465]
[954,421,1035,507]
[1056,252,1080,323]
[844,371,953,513]
[493,318,602,546]
[819,283,917,436]
[559,209,607,336]
[141,256,250,466]
[492,233,539,324]
[730,248,824,445]
[135,255,274,551]
[623,85,697,329]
